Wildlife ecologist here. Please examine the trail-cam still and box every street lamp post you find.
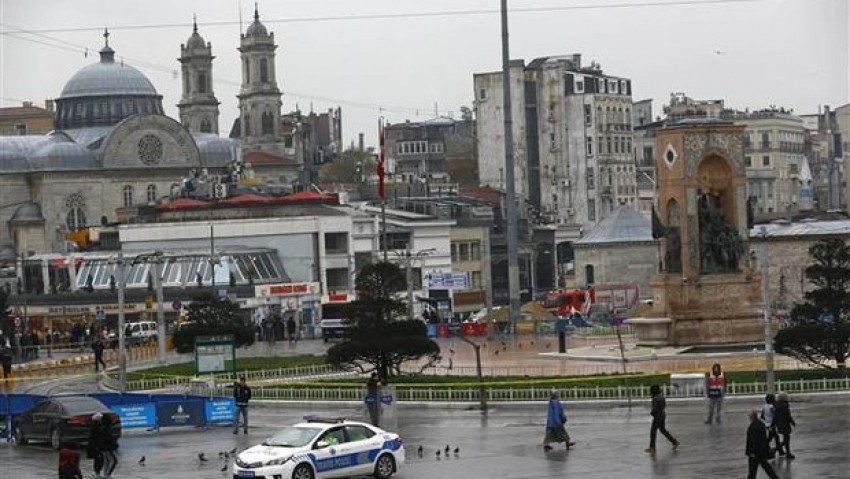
[400,249,435,320]
[115,252,127,393]
[759,226,776,393]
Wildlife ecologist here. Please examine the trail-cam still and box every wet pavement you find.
[2,394,848,479]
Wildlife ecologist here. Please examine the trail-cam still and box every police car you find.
[233,416,404,479]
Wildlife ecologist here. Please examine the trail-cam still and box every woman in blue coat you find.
[543,389,575,451]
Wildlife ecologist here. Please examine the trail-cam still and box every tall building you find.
[384,117,475,184]
[178,17,220,134]
[632,99,658,217]
[238,5,283,153]
[474,55,636,235]
[801,104,848,211]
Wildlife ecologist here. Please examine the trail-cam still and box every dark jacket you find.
[234,383,252,406]
[773,400,795,434]
[650,393,666,419]
[746,419,771,459]
[87,421,117,454]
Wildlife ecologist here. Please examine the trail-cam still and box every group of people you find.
[542,363,798,479]
[257,313,300,345]
[57,412,119,479]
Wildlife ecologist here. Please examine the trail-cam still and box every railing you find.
[221,377,850,402]
[121,364,352,392]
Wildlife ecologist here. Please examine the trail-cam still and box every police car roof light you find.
[303,415,346,424]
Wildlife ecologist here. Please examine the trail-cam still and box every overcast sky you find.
[2,0,848,147]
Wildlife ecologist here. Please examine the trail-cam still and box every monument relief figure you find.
[698,192,745,273]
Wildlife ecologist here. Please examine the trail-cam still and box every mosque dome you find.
[55,29,163,130]
[186,17,207,49]
[10,202,45,223]
[30,132,99,171]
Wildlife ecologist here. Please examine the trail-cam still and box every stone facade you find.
[574,242,657,294]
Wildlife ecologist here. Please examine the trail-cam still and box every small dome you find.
[10,202,45,222]
[194,133,237,168]
[31,133,98,171]
[245,6,268,36]
[61,57,158,98]
[0,244,15,263]
[186,16,207,49]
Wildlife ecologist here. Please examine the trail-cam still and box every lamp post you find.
[398,248,435,320]
[115,252,127,393]
[133,251,166,364]
[759,226,775,393]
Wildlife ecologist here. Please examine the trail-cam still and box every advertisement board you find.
[113,403,156,429]
[155,400,205,428]
[204,398,235,424]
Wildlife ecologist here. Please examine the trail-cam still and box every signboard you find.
[95,308,106,321]
[327,292,348,302]
[195,335,235,374]
[156,400,205,427]
[204,398,235,424]
[255,282,321,298]
[113,403,156,429]
[172,300,182,311]
[426,272,469,290]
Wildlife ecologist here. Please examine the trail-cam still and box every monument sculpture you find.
[630,120,765,346]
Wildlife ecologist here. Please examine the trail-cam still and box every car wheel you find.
[291,463,314,479]
[13,425,27,445]
[373,453,396,479]
[50,427,62,451]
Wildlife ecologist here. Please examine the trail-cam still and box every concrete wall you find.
[574,242,658,295]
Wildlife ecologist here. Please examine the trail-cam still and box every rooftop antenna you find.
[238,0,243,33]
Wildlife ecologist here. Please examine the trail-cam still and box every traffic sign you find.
[95,308,106,321]
[172,300,182,311]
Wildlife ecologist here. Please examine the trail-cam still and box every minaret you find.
[238,3,282,150]
[178,15,220,134]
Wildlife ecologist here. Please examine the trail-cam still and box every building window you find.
[762,155,770,167]
[761,132,770,149]
[789,163,799,174]
[576,80,584,92]
[398,141,428,155]
[586,137,593,157]
[261,112,274,135]
[244,114,251,136]
[244,59,250,83]
[66,208,86,231]
[585,264,595,285]
[587,169,595,189]
[588,199,596,221]
[745,156,752,167]
[200,119,211,133]
[606,137,612,154]
[260,58,269,83]
[15,123,26,135]
[146,184,157,203]
[198,72,207,94]
[127,101,136,115]
[122,185,134,207]
[479,88,487,100]
[429,143,444,153]
[584,104,592,125]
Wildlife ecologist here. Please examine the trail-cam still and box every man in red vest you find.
[705,363,725,424]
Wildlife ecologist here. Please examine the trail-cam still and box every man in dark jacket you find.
[746,410,779,479]
[233,376,251,435]
[645,384,679,453]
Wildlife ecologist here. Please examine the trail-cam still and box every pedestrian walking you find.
[233,376,251,435]
[773,392,796,459]
[92,336,107,372]
[0,334,12,381]
[645,384,679,453]
[87,412,118,479]
[746,410,780,479]
[543,389,574,451]
[286,315,297,345]
[58,444,83,479]
[760,393,780,456]
[705,363,725,424]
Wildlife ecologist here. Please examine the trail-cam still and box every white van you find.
[124,321,158,345]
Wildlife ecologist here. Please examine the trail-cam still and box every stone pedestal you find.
[632,272,764,346]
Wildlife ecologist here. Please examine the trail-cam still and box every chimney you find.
[23,101,33,108]
[44,99,55,112]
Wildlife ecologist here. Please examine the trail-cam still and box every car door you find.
[311,427,354,478]
[28,401,53,439]
[343,425,381,475]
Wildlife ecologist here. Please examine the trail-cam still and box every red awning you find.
[219,192,275,205]
[280,190,337,204]
[155,197,210,211]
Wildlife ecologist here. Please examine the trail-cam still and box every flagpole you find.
[379,118,388,262]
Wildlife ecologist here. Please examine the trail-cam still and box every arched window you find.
[260,58,269,83]
[66,208,86,231]
[198,72,207,94]
[244,115,251,136]
[200,119,211,133]
[146,184,157,203]
[123,185,134,207]
[244,59,250,83]
[261,112,273,135]
[184,75,190,94]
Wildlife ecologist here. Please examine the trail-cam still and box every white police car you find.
[233,416,404,479]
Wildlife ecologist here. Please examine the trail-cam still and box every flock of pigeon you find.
[417,444,460,459]
[489,340,550,355]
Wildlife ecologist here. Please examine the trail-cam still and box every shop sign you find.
[255,282,320,298]
[327,292,348,302]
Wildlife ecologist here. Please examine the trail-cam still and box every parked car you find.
[233,416,404,479]
[125,321,158,346]
[13,396,121,450]
[320,319,348,342]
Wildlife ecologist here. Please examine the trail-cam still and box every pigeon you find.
[218,452,225,459]
[198,453,208,462]
[436,450,441,458]
[138,456,146,466]
[229,447,237,454]
[454,447,460,456]
[444,445,450,455]
[220,464,228,472]
[417,445,423,457]
[493,350,499,356]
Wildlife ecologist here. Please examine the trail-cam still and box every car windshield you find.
[263,426,323,447]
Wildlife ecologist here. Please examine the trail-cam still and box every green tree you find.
[776,239,850,370]
[172,292,255,353]
[326,262,440,383]
[319,148,375,183]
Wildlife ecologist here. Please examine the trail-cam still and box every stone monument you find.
[631,120,764,346]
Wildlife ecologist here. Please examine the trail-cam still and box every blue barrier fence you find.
[1,393,235,439]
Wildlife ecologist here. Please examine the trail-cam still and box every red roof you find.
[243,151,288,165]
[219,192,275,205]
[155,197,210,211]
[280,190,338,204]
